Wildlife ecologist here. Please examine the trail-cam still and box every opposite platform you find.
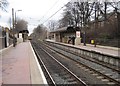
[46,39,119,57]
[1,41,47,85]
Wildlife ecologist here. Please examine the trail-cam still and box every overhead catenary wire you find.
[41,0,72,24]
[42,6,65,24]
[42,0,120,25]
[38,0,61,22]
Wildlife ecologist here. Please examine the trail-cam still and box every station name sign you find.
[76,31,80,38]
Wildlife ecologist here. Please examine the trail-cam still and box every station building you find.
[48,11,120,46]
[0,25,29,50]
[0,26,13,49]
[18,30,29,42]
[48,26,82,45]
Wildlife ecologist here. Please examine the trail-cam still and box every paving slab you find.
[2,42,31,84]
[1,41,47,85]
[46,39,119,57]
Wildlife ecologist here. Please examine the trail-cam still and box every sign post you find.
[76,31,80,38]
[75,31,81,45]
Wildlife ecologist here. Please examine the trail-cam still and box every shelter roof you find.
[19,30,29,33]
[50,26,80,33]
[50,27,67,33]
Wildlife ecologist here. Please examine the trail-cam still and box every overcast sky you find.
[0,0,69,34]
[0,0,119,34]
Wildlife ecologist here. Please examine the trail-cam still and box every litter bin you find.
[71,36,75,45]
[91,40,94,44]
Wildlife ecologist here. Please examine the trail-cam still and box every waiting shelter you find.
[18,30,29,42]
[49,26,81,45]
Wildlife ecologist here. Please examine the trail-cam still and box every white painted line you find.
[107,82,115,84]
[115,79,120,81]
[101,79,109,82]
[42,46,87,86]
[0,44,13,53]
[92,74,98,76]
[84,69,89,71]
[89,71,94,73]
[100,71,105,73]
[105,74,112,76]
[96,76,104,79]
[29,42,48,84]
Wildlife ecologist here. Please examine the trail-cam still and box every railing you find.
[0,37,13,50]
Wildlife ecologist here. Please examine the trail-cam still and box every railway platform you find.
[0,41,47,85]
[46,39,119,57]
[75,43,119,57]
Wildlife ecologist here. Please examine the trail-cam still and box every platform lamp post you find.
[12,8,15,35]
[15,10,22,26]
[12,9,22,34]
[15,10,22,38]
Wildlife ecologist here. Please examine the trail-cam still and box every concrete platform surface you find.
[46,39,119,57]
[0,41,47,85]
[76,44,119,57]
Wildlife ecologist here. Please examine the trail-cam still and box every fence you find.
[0,27,13,50]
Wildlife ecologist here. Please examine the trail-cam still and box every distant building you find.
[0,26,11,49]
[19,30,29,42]
[48,26,80,43]
[48,11,120,45]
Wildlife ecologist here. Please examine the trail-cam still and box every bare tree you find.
[0,0,9,12]
[59,12,74,28]
[58,2,74,27]
[59,1,95,28]
[47,20,57,31]
[33,24,47,40]
[15,19,28,33]
[58,0,120,47]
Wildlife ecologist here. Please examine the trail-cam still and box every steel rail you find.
[31,42,56,86]
[32,41,88,86]
[42,41,120,85]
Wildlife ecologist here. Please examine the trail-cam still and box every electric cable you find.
[41,0,72,24]
[38,0,61,22]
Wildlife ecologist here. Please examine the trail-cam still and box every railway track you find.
[31,41,87,85]
[44,41,120,72]
[41,40,120,85]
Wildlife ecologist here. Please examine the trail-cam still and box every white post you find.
[6,31,9,47]
[75,31,81,45]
